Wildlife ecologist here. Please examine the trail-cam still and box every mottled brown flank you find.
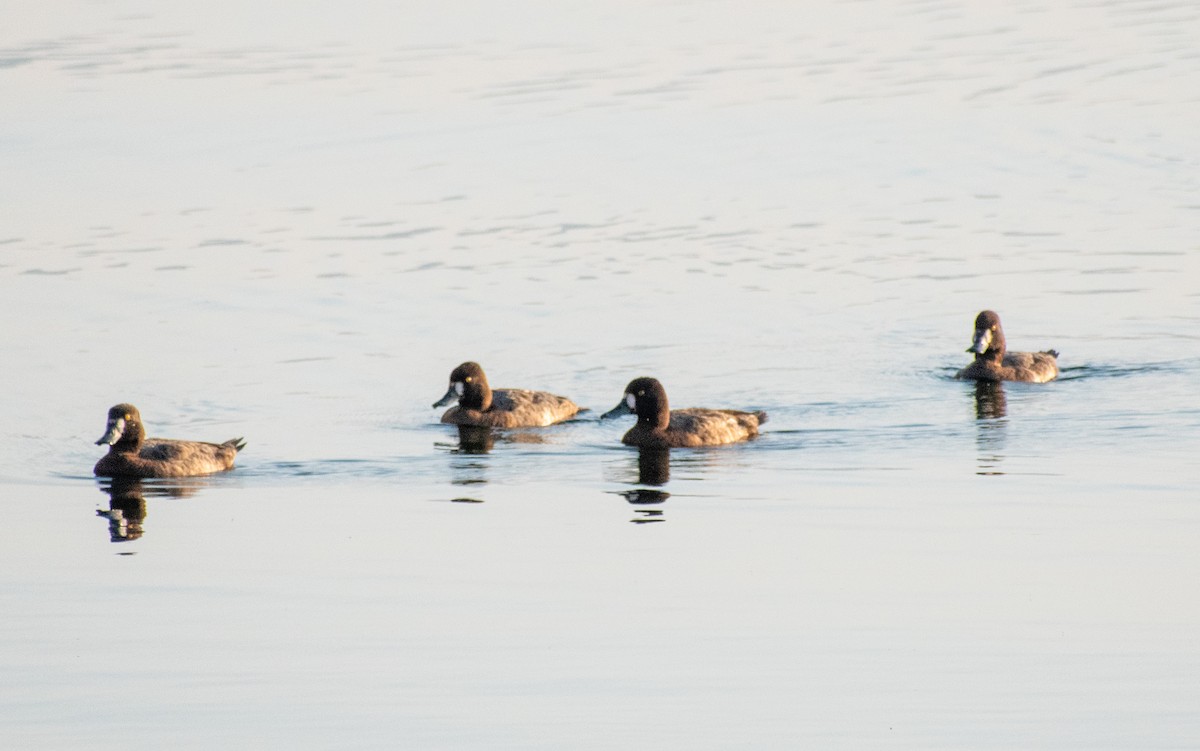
[621,407,767,448]
[957,351,1060,384]
[94,438,245,478]
[93,403,245,478]
[440,388,582,428]
[956,310,1059,383]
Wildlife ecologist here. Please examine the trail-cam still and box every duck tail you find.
[225,437,247,452]
[753,410,769,424]
[1044,349,1060,358]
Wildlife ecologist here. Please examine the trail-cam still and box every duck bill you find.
[95,418,126,446]
[600,401,634,420]
[432,386,459,408]
[967,328,992,354]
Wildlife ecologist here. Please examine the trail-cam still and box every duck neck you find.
[638,397,670,431]
[462,380,493,412]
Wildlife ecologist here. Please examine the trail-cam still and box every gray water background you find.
[2,1,1199,748]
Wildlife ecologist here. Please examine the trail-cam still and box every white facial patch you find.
[625,393,636,410]
[454,382,465,396]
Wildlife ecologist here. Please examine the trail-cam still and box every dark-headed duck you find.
[93,403,246,478]
[432,361,583,428]
[956,310,1059,383]
[600,377,767,448]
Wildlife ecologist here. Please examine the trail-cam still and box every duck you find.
[93,403,246,478]
[432,361,583,428]
[600,377,767,448]
[956,310,1059,383]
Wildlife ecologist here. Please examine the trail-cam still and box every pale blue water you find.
[3,1,1200,748]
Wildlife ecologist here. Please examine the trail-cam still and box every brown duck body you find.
[619,407,767,448]
[602,377,767,448]
[94,437,245,478]
[93,404,245,478]
[957,351,1059,383]
[440,388,582,428]
[434,362,582,428]
[956,310,1059,384]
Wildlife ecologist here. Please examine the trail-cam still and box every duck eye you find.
[464,376,472,382]
[124,413,131,420]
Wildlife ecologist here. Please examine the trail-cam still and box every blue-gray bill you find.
[968,328,992,354]
[433,386,458,408]
[96,418,125,446]
[600,401,633,420]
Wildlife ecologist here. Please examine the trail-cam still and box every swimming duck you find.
[956,310,1059,383]
[93,403,246,478]
[600,377,767,448]
[432,361,583,428]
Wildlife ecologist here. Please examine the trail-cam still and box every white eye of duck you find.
[625,393,636,410]
[454,382,465,396]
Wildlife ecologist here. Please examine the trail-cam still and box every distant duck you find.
[600,377,767,448]
[432,361,583,428]
[956,310,1059,383]
[93,403,246,478]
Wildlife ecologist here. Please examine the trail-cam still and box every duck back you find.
[957,351,1059,383]
[94,437,245,478]
[441,388,581,428]
[623,408,767,448]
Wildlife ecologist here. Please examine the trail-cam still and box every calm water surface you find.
[3,1,1200,748]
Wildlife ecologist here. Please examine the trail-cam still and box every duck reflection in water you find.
[616,448,671,524]
[453,425,495,455]
[439,426,494,495]
[972,381,1008,476]
[443,425,550,455]
[636,447,670,486]
[95,477,204,543]
[974,380,1007,419]
[97,478,147,542]
[438,426,550,489]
